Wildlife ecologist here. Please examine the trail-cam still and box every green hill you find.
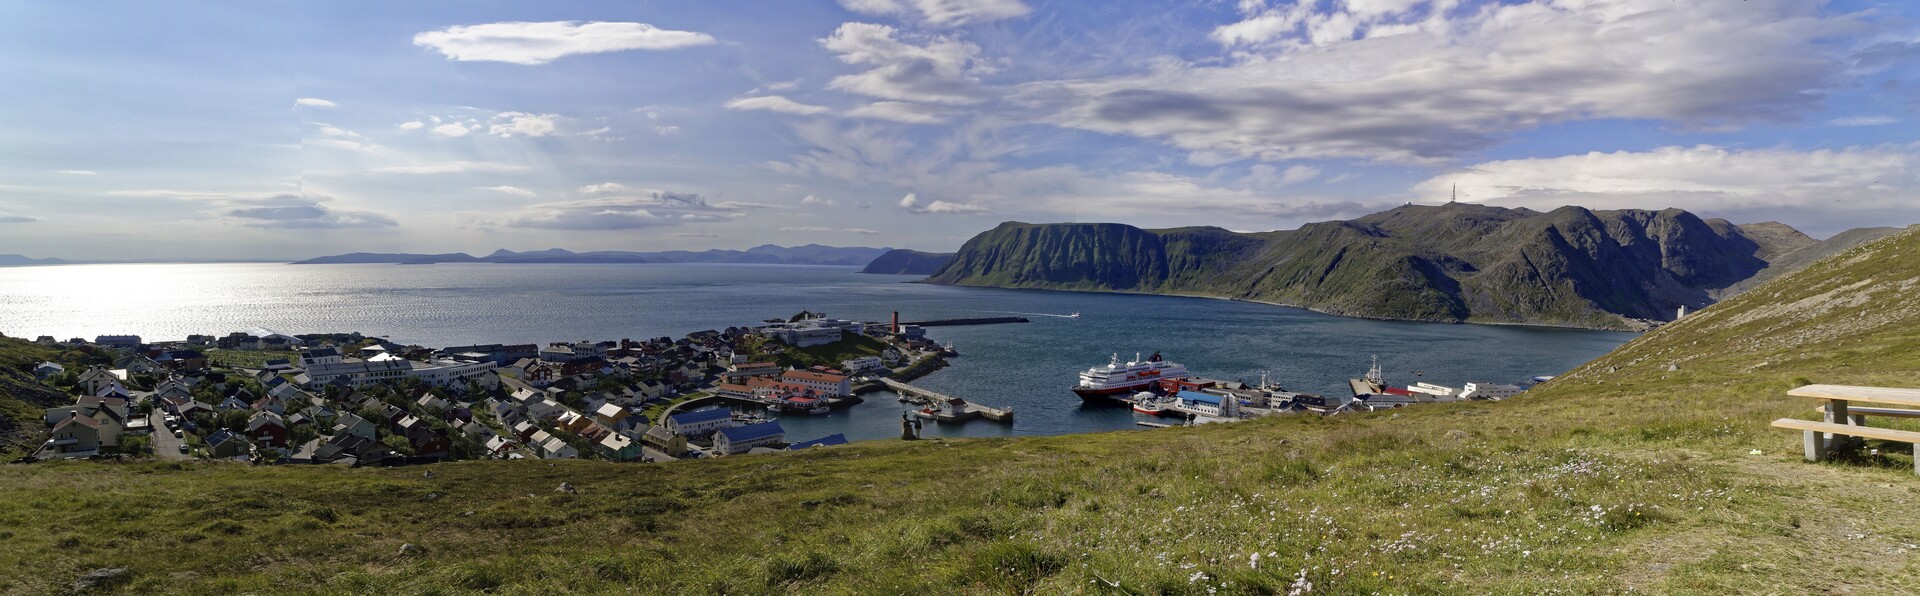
[2,227,1919,593]
[859,249,954,275]
[925,205,1879,330]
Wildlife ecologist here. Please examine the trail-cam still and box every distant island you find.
[0,254,71,267]
[858,249,954,275]
[293,244,894,267]
[922,204,1900,331]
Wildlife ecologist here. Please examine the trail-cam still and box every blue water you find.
[0,263,1635,442]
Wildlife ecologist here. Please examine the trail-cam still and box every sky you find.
[1,0,1917,261]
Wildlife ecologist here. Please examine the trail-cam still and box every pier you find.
[901,316,1028,327]
[880,378,1014,423]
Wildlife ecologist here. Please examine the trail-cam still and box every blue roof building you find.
[666,407,733,437]
[787,433,849,450]
[714,421,785,455]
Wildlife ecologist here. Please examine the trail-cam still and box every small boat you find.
[808,405,830,415]
[1130,392,1176,416]
[1067,312,1082,319]
[768,404,784,413]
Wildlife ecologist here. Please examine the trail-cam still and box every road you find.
[148,410,190,460]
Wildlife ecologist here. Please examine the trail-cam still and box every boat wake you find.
[968,309,1082,319]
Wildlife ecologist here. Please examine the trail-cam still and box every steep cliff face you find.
[924,205,1850,330]
[925,222,1171,290]
[859,249,955,275]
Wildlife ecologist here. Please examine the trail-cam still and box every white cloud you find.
[654,125,681,136]
[488,112,559,137]
[399,121,425,130]
[899,192,987,214]
[838,0,1031,27]
[294,98,336,108]
[413,21,716,65]
[764,80,802,91]
[1830,115,1898,127]
[822,23,986,105]
[1414,145,1916,213]
[316,125,362,139]
[372,161,519,174]
[846,101,953,124]
[53,169,96,175]
[577,182,629,194]
[498,192,760,230]
[799,194,837,207]
[725,95,831,116]
[782,226,880,234]
[481,185,536,197]
[1021,0,1870,164]
[222,194,396,229]
[431,123,472,137]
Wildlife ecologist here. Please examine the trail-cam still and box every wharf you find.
[901,317,1028,327]
[881,378,1014,423]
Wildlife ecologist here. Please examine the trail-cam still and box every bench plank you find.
[1772,418,1920,443]
[1811,406,1920,419]
[1788,384,1920,407]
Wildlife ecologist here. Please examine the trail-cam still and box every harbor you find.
[881,378,1014,423]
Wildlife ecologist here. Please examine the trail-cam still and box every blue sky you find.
[1,0,1917,260]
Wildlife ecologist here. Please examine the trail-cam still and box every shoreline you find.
[917,280,1651,333]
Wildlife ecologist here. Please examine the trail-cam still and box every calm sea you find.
[0,263,1635,442]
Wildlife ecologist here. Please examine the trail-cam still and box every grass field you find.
[2,228,1919,594]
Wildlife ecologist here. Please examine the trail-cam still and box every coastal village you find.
[26,312,962,465]
[25,309,1543,465]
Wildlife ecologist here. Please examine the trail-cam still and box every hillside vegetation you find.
[2,228,1919,594]
[859,249,955,275]
[925,205,1863,330]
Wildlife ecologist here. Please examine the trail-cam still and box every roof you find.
[782,369,848,383]
[669,408,731,425]
[1177,391,1223,405]
[54,415,100,431]
[717,421,784,443]
[787,433,848,449]
[594,403,626,418]
[205,429,244,447]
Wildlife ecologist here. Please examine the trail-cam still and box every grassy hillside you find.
[3,228,1919,594]
[0,338,66,458]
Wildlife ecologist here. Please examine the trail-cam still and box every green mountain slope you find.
[926,205,1818,330]
[858,249,955,275]
[0,338,65,458]
[1,227,1917,593]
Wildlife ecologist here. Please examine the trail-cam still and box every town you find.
[26,311,959,465]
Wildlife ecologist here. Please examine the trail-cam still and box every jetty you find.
[881,378,1014,423]
[901,316,1028,327]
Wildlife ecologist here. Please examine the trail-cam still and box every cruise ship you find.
[1072,352,1189,400]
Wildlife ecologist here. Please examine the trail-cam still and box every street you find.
[148,409,190,460]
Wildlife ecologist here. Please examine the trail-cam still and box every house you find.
[511,420,538,441]
[526,399,569,421]
[840,356,885,375]
[665,408,732,438]
[205,429,252,459]
[216,396,251,412]
[642,425,688,457]
[528,429,555,450]
[1460,382,1525,400]
[249,396,286,416]
[721,361,783,384]
[262,358,294,372]
[32,361,64,380]
[592,402,632,430]
[332,413,377,441]
[397,416,448,458]
[787,433,849,450]
[305,360,413,389]
[156,349,208,371]
[416,394,451,412]
[483,436,518,458]
[539,436,578,459]
[298,346,343,368]
[556,411,593,433]
[247,411,290,448]
[713,421,785,455]
[40,415,102,459]
[76,366,119,396]
[597,433,643,461]
[94,335,142,348]
[458,419,499,443]
[780,369,851,397]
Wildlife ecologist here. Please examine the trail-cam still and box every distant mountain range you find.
[923,204,1902,330]
[859,249,955,275]
[291,244,893,267]
[0,254,71,267]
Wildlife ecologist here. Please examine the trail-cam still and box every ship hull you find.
[1073,383,1153,401]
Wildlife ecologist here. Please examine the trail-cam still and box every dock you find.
[901,316,1028,327]
[880,378,1014,423]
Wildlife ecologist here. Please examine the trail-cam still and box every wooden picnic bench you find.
[1774,384,1920,475]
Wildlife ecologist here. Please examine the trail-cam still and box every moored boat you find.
[1072,352,1189,401]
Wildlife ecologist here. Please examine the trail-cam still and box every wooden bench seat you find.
[1810,405,1920,420]
[1787,384,1920,407]
[1772,418,1920,474]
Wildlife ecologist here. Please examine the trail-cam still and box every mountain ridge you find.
[925,204,1894,330]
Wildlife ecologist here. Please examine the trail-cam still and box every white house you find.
[1460,383,1524,400]
[840,356,885,375]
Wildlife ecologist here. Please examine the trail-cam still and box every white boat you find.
[1072,352,1189,401]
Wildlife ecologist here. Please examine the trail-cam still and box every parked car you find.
[178,444,189,454]
[173,429,183,438]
